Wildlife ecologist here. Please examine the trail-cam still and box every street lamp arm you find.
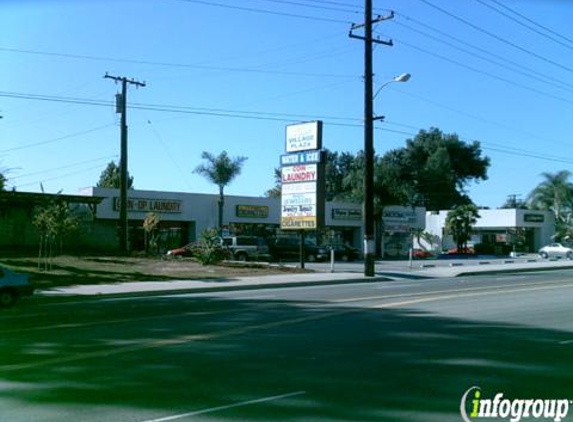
[373,73,411,99]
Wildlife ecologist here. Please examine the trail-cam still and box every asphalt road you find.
[2,270,573,421]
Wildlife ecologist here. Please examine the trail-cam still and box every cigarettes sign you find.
[281,121,324,230]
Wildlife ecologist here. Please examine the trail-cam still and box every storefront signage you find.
[383,210,417,224]
[113,197,182,214]
[281,121,325,230]
[280,150,323,166]
[524,213,544,223]
[282,182,316,195]
[236,205,269,219]
[281,164,318,183]
[332,208,362,221]
[285,121,323,153]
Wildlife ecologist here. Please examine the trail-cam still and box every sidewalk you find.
[36,256,573,298]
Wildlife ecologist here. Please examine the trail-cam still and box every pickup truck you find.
[0,265,34,307]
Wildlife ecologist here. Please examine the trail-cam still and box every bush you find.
[194,228,230,265]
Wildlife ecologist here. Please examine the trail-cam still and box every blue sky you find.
[1,0,572,208]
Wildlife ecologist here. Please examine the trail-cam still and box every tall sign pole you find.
[104,73,146,254]
[349,2,393,277]
[280,121,325,269]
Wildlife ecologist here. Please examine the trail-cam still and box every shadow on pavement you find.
[1,295,572,421]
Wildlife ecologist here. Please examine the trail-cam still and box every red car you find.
[412,249,434,259]
[446,246,475,255]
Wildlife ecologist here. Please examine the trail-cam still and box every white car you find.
[0,266,34,307]
[538,243,573,259]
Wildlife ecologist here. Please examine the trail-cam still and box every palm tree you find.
[527,170,573,219]
[445,204,480,253]
[194,151,247,231]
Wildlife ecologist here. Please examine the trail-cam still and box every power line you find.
[4,89,573,166]
[392,14,573,92]
[385,34,573,106]
[10,155,117,180]
[417,0,573,74]
[480,0,573,49]
[15,164,108,189]
[0,47,356,80]
[169,0,352,24]
[246,0,361,14]
[0,124,115,153]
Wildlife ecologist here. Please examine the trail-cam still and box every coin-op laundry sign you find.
[281,121,325,230]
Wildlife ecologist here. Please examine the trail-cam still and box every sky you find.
[1,0,572,209]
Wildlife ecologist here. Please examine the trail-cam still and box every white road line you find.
[559,340,573,345]
[139,391,306,422]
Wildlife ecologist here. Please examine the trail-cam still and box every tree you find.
[0,172,6,191]
[393,128,490,210]
[500,196,528,209]
[527,171,573,219]
[527,171,573,242]
[33,198,79,271]
[143,212,161,255]
[97,161,134,189]
[194,151,247,231]
[445,204,480,253]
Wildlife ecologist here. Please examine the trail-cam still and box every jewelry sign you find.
[281,121,325,230]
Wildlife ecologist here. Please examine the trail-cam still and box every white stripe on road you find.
[559,340,573,345]
[139,391,306,422]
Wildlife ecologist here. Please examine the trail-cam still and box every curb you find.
[455,264,573,278]
[31,275,394,302]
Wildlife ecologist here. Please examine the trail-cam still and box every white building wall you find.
[424,208,555,252]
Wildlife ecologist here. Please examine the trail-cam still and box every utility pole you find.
[349,2,394,277]
[104,73,146,254]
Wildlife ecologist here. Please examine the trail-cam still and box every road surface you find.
[2,270,573,421]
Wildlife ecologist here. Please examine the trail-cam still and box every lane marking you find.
[332,279,573,304]
[139,391,306,422]
[558,340,573,345]
[4,282,573,372]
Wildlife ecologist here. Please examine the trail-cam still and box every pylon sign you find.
[281,121,325,230]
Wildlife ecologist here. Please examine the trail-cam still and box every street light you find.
[373,73,411,99]
[363,72,411,277]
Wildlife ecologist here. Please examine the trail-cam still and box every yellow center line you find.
[333,278,573,304]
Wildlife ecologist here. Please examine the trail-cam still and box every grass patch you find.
[1,255,307,289]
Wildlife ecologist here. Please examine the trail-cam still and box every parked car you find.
[271,237,329,262]
[166,242,200,258]
[222,236,271,261]
[324,243,360,262]
[446,246,475,255]
[538,243,573,259]
[0,265,34,308]
[412,248,434,259]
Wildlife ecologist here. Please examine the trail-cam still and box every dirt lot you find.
[1,255,307,289]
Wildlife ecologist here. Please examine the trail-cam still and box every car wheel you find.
[540,252,548,259]
[235,252,248,262]
[567,251,573,259]
[0,289,17,308]
[307,254,316,262]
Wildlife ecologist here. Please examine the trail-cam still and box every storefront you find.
[425,209,555,253]
[82,188,365,252]
[381,206,427,258]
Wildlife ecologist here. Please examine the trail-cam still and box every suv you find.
[271,237,329,262]
[222,236,271,262]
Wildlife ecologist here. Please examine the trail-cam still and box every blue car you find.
[0,265,34,307]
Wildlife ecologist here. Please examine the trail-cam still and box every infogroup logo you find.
[460,387,571,422]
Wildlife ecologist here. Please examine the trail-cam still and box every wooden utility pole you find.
[104,73,146,254]
[349,2,393,276]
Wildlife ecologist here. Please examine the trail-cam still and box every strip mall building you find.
[0,187,555,257]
